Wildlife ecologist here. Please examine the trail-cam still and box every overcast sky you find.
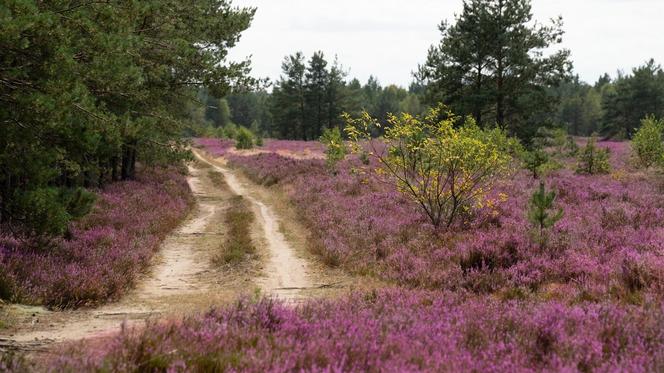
[228,0,664,87]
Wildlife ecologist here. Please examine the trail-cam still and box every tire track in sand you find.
[192,149,312,300]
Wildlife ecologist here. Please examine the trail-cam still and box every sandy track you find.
[1,149,366,354]
[0,162,257,351]
[192,149,312,300]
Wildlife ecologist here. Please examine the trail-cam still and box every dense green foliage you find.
[235,126,255,150]
[319,127,347,173]
[1,1,254,237]
[552,61,664,139]
[417,0,571,141]
[632,116,664,168]
[270,52,425,140]
[600,60,664,139]
[345,105,514,228]
[552,76,603,136]
[576,136,611,174]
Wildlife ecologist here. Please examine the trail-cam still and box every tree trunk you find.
[495,0,506,128]
[475,63,483,125]
[111,156,119,181]
[121,142,136,180]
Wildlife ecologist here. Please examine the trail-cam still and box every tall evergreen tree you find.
[217,99,232,128]
[272,53,307,139]
[304,52,330,139]
[418,0,571,140]
[1,1,255,236]
[326,57,348,130]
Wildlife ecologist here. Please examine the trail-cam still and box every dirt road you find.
[1,149,362,354]
[192,149,312,299]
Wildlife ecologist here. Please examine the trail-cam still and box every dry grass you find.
[207,170,230,191]
[213,195,256,266]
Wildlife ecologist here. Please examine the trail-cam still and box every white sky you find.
[228,0,664,87]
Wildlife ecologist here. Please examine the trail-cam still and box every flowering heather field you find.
[222,141,664,306]
[262,139,325,154]
[53,290,664,372]
[0,167,192,308]
[46,139,664,371]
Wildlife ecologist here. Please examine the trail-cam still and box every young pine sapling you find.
[523,148,549,179]
[528,181,563,248]
[576,135,610,174]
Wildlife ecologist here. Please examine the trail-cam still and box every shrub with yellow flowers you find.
[344,104,516,228]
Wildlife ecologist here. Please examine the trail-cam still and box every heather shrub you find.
[235,126,255,149]
[632,115,664,168]
[51,290,664,372]
[319,127,347,173]
[344,105,514,228]
[576,135,611,174]
[206,140,664,301]
[0,167,192,308]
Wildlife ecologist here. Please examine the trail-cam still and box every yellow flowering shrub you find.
[344,105,515,228]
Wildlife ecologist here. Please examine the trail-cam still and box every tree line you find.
[556,60,664,139]
[1,1,255,236]
[199,54,426,141]
[210,0,662,144]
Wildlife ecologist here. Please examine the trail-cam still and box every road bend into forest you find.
[0,150,332,353]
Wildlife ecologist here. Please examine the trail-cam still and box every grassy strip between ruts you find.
[207,170,256,266]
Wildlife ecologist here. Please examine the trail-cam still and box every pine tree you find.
[418,0,571,140]
[272,53,307,139]
[523,148,549,179]
[576,135,611,174]
[326,57,348,130]
[304,52,330,139]
[1,1,255,237]
[217,99,232,128]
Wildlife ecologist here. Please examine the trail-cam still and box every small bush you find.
[533,127,567,151]
[576,135,610,174]
[320,127,347,173]
[60,187,97,220]
[632,115,664,168]
[565,135,579,156]
[345,105,515,228]
[223,123,238,139]
[235,127,255,150]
